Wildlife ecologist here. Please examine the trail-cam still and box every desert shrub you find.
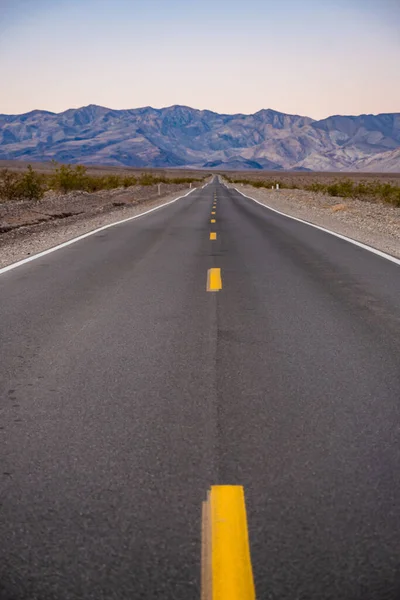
[305,182,325,193]
[0,169,22,201]
[325,180,354,198]
[138,173,157,186]
[374,182,400,206]
[168,177,202,185]
[100,175,123,190]
[122,176,137,188]
[1,163,207,200]
[228,177,295,190]
[306,180,400,205]
[50,163,89,193]
[83,176,104,192]
[0,165,45,201]
[136,174,203,186]
[18,165,45,201]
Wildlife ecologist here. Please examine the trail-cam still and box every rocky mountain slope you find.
[0,105,399,171]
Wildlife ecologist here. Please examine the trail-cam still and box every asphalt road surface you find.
[1,179,400,600]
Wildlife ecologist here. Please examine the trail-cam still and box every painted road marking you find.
[201,486,255,600]
[0,186,204,277]
[234,187,400,267]
[210,233,217,240]
[207,268,222,292]
[211,219,216,224]
[211,211,216,215]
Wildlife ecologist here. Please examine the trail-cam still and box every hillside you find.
[0,105,399,171]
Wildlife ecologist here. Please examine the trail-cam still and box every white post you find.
[158,183,161,196]
[190,182,192,189]
[276,183,279,190]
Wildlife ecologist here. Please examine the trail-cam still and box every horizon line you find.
[1,104,399,121]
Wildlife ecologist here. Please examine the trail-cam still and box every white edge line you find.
[0,184,207,276]
[234,187,400,267]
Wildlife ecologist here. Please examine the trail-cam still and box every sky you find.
[0,0,399,119]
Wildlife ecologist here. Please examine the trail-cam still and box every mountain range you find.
[0,104,399,172]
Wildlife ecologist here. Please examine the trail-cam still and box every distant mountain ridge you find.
[0,104,399,171]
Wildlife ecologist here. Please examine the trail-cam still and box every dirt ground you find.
[0,182,194,235]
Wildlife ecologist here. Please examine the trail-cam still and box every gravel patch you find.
[229,184,400,260]
[0,184,198,269]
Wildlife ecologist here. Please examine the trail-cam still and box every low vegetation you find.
[224,175,400,207]
[0,165,45,202]
[0,163,204,202]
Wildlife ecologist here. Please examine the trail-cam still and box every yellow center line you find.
[210,232,217,240]
[211,211,216,215]
[207,268,222,292]
[202,486,255,600]
[211,219,216,223]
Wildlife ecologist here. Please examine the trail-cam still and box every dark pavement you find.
[1,179,400,599]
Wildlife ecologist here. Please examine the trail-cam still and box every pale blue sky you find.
[1,0,399,118]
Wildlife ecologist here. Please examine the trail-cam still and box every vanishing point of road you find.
[1,179,400,599]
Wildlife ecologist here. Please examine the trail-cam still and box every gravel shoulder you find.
[0,183,200,269]
[228,183,400,259]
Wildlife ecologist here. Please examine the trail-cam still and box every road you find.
[1,179,400,600]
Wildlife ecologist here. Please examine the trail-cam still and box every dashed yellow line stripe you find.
[202,486,255,600]
[210,232,217,240]
[211,219,216,224]
[207,268,222,292]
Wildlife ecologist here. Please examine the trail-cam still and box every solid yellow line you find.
[211,219,216,223]
[210,486,255,600]
[210,232,217,240]
[207,268,222,292]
